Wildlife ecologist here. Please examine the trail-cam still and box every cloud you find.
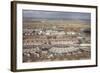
[23,10,91,20]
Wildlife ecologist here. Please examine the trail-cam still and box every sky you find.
[23,10,91,21]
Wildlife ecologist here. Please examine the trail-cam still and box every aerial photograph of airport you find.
[22,10,91,62]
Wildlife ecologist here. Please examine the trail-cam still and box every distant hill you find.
[23,20,90,30]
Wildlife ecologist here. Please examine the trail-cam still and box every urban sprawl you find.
[23,20,91,62]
